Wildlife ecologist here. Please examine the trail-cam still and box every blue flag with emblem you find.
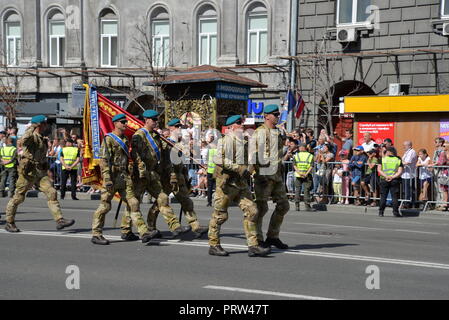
[106,133,129,157]
[139,128,161,162]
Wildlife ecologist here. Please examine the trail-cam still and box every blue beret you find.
[112,114,127,122]
[31,115,47,124]
[264,104,279,114]
[167,118,181,126]
[143,110,159,118]
[225,115,242,126]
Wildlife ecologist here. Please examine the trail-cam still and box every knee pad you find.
[243,205,258,223]
[157,192,169,207]
[214,210,228,225]
[127,197,140,212]
[275,200,290,216]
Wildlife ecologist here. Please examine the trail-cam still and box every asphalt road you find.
[1,196,449,300]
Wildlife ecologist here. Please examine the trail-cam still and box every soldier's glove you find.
[104,180,113,192]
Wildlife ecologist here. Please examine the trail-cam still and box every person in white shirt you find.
[401,141,417,208]
[361,132,376,152]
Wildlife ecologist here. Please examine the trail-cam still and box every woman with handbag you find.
[434,142,449,211]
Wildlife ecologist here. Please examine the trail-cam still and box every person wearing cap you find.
[4,115,75,233]
[0,137,18,197]
[59,138,80,200]
[250,104,290,250]
[91,113,155,245]
[349,146,367,205]
[146,116,208,238]
[293,143,316,212]
[377,146,404,217]
[124,111,198,239]
[208,114,270,257]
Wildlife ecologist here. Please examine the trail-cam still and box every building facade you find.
[296,0,449,135]
[0,0,292,132]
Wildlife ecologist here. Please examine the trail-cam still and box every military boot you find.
[121,232,139,241]
[304,204,317,212]
[295,203,300,212]
[91,235,110,245]
[56,218,75,230]
[5,222,20,233]
[248,245,271,257]
[193,226,209,239]
[141,230,160,243]
[264,237,289,250]
[171,225,192,238]
[209,245,229,256]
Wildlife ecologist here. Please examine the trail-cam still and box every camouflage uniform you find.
[147,138,204,233]
[121,129,181,233]
[5,124,64,224]
[208,131,259,247]
[92,134,149,237]
[252,123,290,242]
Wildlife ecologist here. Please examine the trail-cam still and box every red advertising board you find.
[357,122,395,145]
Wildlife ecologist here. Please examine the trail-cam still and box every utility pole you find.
[288,0,298,132]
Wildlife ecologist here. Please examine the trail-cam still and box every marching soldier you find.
[4,115,75,233]
[0,137,18,197]
[208,115,270,257]
[91,113,154,245]
[121,110,190,239]
[293,143,316,212]
[147,117,208,238]
[251,105,290,249]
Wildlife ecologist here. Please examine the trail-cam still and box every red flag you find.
[82,86,143,187]
[295,92,306,119]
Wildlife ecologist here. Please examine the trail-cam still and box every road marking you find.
[293,222,439,235]
[1,229,449,270]
[203,285,336,300]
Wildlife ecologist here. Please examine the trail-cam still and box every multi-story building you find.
[0,0,293,133]
[296,0,449,136]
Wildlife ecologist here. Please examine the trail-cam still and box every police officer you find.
[206,137,217,207]
[251,105,290,249]
[122,111,189,239]
[60,139,80,200]
[91,113,154,245]
[208,115,270,257]
[293,142,316,212]
[4,115,75,233]
[0,137,18,197]
[147,117,208,238]
[377,146,403,217]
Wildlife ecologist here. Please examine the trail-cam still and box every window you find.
[198,8,217,66]
[337,0,371,25]
[151,15,170,67]
[100,11,118,67]
[247,7,268,64]
[443,0,449,17]
[5,13,21,66]
[49,14,65,67]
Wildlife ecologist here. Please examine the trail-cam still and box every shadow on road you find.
[288,243,359,250]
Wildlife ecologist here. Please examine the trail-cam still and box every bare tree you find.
[0,38,34,129]
[296,35,361,135]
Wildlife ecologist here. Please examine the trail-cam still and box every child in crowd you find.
[339,150,351,204]
[417,149,432,206]
[332,164,343,204]
[361,149,379,206]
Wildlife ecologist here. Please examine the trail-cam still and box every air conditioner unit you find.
[443,23,449,36]
[336,27,358,43]
[389,83,410,96]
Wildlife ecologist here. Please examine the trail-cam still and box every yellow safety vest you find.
[62,147,79,170]
[293,151,313,178]
[381,156,401,180]
[1,146,17,168]
[207,148,217,174]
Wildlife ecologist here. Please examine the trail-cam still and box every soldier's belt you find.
[111,165,128,173]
